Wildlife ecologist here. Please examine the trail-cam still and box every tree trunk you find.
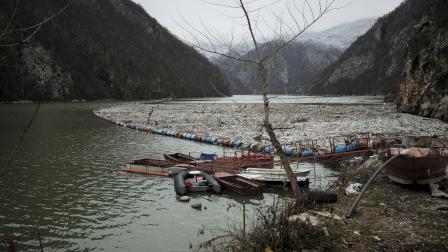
[257,63,302,202]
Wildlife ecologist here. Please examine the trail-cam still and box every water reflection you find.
[0,101,339,251]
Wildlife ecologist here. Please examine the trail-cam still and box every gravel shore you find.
[94,101,448,148]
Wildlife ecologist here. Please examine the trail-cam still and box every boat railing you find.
[388,142,448,157]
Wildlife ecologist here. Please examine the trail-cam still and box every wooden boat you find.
[245,167,310,176]
[384,147,448,184]
[163,153,199,163]
[383,136,448,184]
[213,172,264,195]
[174,170,221,195]
[121,158,192,176]
[238,167,310,183]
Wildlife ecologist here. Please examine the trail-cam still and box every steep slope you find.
[0,0,231,101]
[214,18,374,94]
[308,0,448,122]
[396,1,448,121]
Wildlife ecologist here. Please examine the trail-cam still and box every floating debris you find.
[191,203,202,210]
[178,196,191,202]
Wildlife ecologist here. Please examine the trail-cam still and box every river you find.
[0,99,343,251]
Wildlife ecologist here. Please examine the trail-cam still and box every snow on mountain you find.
[301,18,377,49]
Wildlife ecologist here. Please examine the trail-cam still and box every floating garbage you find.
[178,196,191,202]
[93,109,376,159]
[191,203,202,210]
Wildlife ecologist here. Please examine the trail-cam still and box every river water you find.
[0,98,347,251]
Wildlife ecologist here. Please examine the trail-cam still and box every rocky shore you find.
[94,101,448,148]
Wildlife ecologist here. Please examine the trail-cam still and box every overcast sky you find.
[134,0,404,43]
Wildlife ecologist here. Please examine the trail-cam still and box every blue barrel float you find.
[103,117,308,157]
[264,146,274,153]
[302,150,314,157]
[200,153,217,160]
[282,146,294,156]
[335,142,359,152]
[231,140,242,148]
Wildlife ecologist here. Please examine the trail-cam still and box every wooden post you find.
[243,202,246,237]
[8,240,16,252]
[37,229,44,252]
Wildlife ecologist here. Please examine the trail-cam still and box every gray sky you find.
[134,0,404,43]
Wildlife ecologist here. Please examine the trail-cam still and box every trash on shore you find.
[429,182,448,199]
[345,183,362,195]
[288,212,320,226]
[288,210,342,226]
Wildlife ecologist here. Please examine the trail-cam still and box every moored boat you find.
[213,172,264,195]
[121,158,192,176]
[163,153,199,163]
[383,136,448,184]
[245,167,310,177]
[384,147,448,185]
[174,170,221,195]
[238,167,310,183]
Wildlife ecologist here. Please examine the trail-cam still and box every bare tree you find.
[182,0,336,203]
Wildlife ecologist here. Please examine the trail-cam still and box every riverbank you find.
[202,156,448,251]
[320,157,448,251]
[94,101,448,148]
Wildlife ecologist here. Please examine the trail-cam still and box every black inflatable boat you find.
[174,170,221,195]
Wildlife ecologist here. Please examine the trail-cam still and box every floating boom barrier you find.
[93,109,371,158]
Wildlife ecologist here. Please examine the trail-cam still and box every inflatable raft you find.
[174,171,221,195]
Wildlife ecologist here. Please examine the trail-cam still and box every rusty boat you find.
[383,136,448,185]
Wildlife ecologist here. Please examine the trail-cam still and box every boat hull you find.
[385,155,448,185]
[163,153,199,163]
[241,168,311,181]
[238,173,308,182]
[123,159,189,176]
[214,172,264,195]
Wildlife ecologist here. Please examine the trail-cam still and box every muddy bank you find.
[94,102,448,147]
[320,157,448,251]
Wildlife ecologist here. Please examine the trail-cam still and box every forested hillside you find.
[0,0,231,101]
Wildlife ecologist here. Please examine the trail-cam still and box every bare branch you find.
[0,0,73,47]
[0,0,19,39]
[260,0,337,63]
[239,0,261,61]
[0,24,42,47]
[201,0,241,9]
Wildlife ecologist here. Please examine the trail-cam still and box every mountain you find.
[216,42,341,94]
[301,18,376,49]
[214,18,375,94]
[308,0,448,122]
[0,0,231,101]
